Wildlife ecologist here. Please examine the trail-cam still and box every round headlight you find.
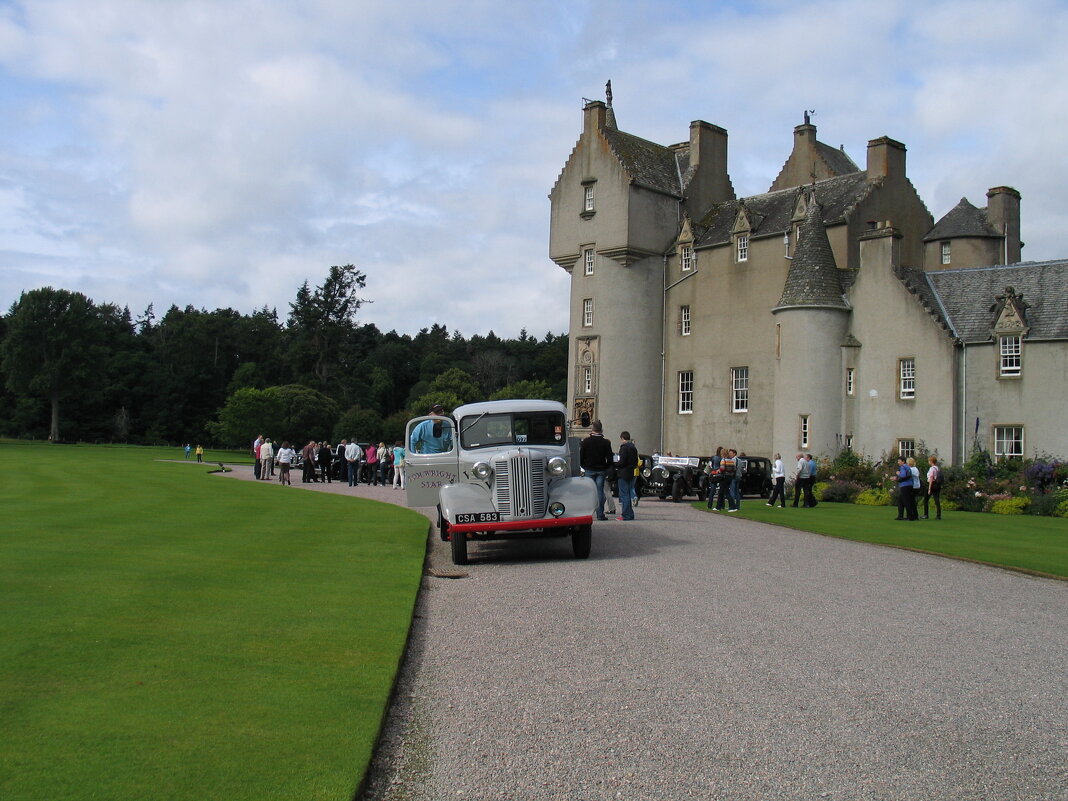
[547,457,568,476]
[548,502,565,517]
[472,461,492,480]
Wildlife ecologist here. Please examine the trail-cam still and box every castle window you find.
[680,245,694,272]
[799,415,810,449]
[994,426,1023,461]
[898,439,916,459]
[784,231,791,258]
[680,305,691,336]
[583,367,593,394]
[898,358,915,400]
[736,234,749,263]
[584,184,595,213]
[731,366,749,413]
[584,248,595,276]
[846,367,856,396]
[999,335,1022,377]
[582,298,593,327]
[678,370,694,414]
[941,241,951,265]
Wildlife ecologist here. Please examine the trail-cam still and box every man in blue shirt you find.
[410,403,454,454]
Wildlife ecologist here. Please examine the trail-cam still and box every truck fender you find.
[439,483,495,524]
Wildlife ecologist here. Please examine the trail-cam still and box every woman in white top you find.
[275,441,297,485]
[767,453,787,508]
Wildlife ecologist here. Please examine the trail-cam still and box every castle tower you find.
[771,193,852,458]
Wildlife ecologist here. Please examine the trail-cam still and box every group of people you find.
[579,421,640,521]
[183,443,204,462]
[250,434,407,490]
[705,447,750,512]
[895,455,944,521]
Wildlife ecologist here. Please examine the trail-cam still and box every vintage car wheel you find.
[450,526,468,565]
[671,476,686,503]
[437,505,449,541]
[571,524,592,559]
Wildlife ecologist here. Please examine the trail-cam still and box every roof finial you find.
[606,79,613,107]
[804,109,814,125]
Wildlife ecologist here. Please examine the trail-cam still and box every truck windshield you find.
[459,412,566,449]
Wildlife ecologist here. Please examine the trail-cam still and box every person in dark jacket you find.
[615,432,639,521]
[579,420,614,521]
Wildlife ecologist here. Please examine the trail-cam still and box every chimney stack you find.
[866,136,907,180]
[986,186,1022,264]
[686,120,733,211]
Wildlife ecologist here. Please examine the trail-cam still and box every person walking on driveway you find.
[615,432,638,521]
[767,453,786,507]
[580,420,614,521]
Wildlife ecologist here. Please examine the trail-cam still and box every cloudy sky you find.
[2,0,1066,337]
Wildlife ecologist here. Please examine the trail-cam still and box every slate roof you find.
[924,260,1068,342]
[694,171,873,247]
[601,127,683,197]
[816,140,859,176]
[924,197,1000,241]
[775,195,850,310]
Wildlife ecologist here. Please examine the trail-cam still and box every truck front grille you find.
[493,454,547,520]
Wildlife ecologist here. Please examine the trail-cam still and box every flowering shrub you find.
[818,480,868,503]
[855,487,891,506]
[1027,489,1068,517]
[991,497,1030,515]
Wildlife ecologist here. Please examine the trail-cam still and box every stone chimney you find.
[986,186,1022,264]
[685,120,734,211]
[583,100,609,135]
[866,137,906,180]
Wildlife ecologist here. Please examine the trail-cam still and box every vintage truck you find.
[404,399,598,565]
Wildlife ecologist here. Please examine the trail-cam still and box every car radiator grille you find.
[493,454,547,520]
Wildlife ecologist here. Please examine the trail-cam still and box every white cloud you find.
[2,0,1068,335]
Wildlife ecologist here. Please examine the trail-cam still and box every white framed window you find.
[582,367,593,394]
[898,439,916,459]
[584,184,595,213]
[845,434,854,450]
[680,245,694,272]
[846,367,855,396]
[784,231,791,258]
[680,305,691,336]
[898,358,915,400]
[941,241,951,265]
[678,370,694,414]
[731,366,749,413]
[799,415,810,449]
[582,298,593,327]
[999,335,1022,377]
[736,234,749,263]
[583,247,595,276]
[994,426,1023,461]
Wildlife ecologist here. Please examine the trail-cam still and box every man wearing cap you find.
[409,404,454,454]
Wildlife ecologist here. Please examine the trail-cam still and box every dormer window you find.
[999,335,1022,377]
[941,241,951,265]
[680,245,694,272]
[736,234,749,263]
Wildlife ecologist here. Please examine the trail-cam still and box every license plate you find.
[455,511,500,524]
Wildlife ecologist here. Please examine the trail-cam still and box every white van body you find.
[405,399,597,564]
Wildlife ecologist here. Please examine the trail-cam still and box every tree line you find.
[0,265,568,447]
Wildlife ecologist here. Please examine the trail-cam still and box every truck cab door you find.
[404,415,459,508]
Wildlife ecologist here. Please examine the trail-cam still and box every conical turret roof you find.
[775,192,850,310]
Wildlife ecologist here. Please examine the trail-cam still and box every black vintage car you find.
[644,455,711,502]
[606,454,651,502]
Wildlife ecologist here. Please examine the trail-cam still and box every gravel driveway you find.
[219,468,1067,799]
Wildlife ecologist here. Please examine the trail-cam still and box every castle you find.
[549,94,1068,464]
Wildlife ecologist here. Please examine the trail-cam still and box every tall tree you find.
[1,288,104,441]
[286,265,368,391]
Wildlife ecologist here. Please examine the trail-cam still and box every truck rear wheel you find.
[450,526,468,565]
[571,524,592,559]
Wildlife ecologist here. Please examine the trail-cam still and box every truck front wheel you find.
[450,526,468,565]
[571,524,592,559]
[671,476,686,502]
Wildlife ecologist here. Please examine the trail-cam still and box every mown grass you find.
[0,441,428,801]
[706,499,1068,579]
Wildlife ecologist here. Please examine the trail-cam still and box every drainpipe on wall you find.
[660,254,667,454]
[961,343,967,464]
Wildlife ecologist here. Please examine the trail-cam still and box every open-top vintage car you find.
[404,399,597,565]
[643,455,711,502]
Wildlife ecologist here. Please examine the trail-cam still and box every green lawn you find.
[0,441,428,801]
[709,499,1068,579]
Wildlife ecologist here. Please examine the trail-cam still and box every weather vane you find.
[606,80,613,107]
[804,109,815,125]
